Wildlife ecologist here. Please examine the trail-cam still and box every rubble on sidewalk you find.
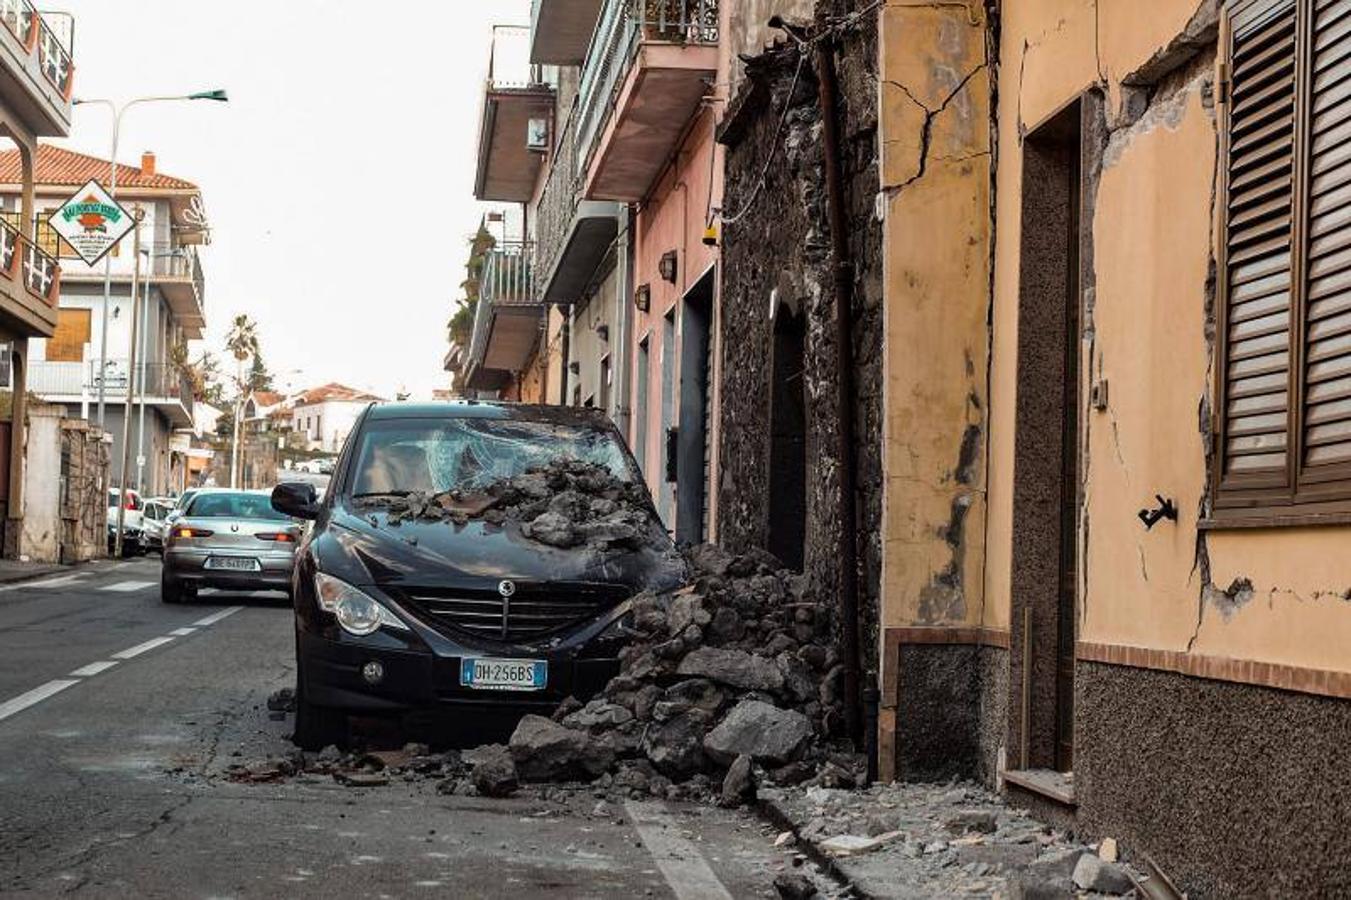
[760,779,1148,899]
[486,541,862,804]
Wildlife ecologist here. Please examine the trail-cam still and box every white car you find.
[141,499,175,552]
[107,488,146,556]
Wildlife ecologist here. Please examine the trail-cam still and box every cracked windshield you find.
[0,1,1338,899]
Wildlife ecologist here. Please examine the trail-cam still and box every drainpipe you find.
[612,205,634,435]
[816,25,863,751]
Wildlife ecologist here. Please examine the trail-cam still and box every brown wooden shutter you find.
[1217,0,1299,504]
[1300,0,1351,482]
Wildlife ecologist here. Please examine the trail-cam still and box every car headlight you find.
[314,572,408,636]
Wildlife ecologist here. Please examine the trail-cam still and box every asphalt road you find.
[0,558,811,898]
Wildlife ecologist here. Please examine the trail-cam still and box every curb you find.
[754,796,876,900]
[0,564,68,586]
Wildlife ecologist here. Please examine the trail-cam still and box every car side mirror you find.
[272,482,320,520]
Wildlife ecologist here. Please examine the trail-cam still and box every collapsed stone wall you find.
[716,0,882,676]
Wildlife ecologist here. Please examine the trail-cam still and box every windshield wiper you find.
[352,490,414,500]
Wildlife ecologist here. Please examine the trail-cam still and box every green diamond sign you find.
[49,179,135,266]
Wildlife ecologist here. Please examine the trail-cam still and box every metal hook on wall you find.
[1138,495,1178,530]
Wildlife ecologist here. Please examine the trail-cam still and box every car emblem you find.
[231,524,239,532]
[497,581,516,640]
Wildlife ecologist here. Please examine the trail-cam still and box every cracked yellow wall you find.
[989,0,1351,676]
[878,0,991,632]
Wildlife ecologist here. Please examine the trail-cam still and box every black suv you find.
[272,401,683,749]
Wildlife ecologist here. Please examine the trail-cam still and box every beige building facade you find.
[877,0,1351,893]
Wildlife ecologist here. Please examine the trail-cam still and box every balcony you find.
[27,358,194,427]
[0,1,72,137]
[0,215,60,337]
[531,0,608,64]
[577,0,719,202]
[474,25,556,203]
[149,244,206,338]
[464,241,544,390]
[54,238,207,338]
[535,100,622,303]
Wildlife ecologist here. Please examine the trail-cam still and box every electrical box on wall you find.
[526,118,548,152]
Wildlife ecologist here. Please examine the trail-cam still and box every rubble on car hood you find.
[359,458,672,555]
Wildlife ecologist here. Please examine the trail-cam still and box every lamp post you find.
[72,90,227,431]
[134,246,186,494]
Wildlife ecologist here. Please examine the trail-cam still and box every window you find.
[47,308,91,362]
[635,337,650,473]
[599,354,612,413]
[347,418,637,498]
[1215,0,1351,519]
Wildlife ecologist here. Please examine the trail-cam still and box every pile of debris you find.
[364,458,674,555]
[455,541,862,805]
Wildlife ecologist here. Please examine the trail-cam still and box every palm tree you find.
[225,315,259,487]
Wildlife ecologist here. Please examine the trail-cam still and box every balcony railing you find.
[481,240,537,307]
[27,359,194,417]
[488,24,539,90]
[0,216,60,307]
[575,0,718,171]
[536,100,582,285]
[0,0,74,100]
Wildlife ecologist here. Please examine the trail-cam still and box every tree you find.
[224,315,259,488]
[448,221,497,346]
[171,342,224,405]
[225,314,259,371]
[248,352,273,393]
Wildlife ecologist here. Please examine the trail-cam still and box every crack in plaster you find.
[882,61,987,194]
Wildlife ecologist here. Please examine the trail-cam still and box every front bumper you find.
[298,617,623,715]
[108,527,144,551]
[164,546,295,591]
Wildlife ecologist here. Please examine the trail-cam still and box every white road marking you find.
[112,636,177,659]
[193,606,243,627]
[0,573,88,593]
[1,599,244,725]
[0,680,79,723]
[101,580,157,593]
[625,801,734,900]
[68,661,119,677]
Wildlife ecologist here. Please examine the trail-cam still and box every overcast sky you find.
[52,0,530,400]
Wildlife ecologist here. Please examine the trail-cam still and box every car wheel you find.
[161,570,183,604]
[293,644,347,751]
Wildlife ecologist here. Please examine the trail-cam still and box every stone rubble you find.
[360,458,675,556]
[475,540,861,804]
[761,779,1149,899]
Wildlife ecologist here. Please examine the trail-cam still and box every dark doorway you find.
[766,299,806,570]
[1009,99,1083,774]
[676,269,714,544]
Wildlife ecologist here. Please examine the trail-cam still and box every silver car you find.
[161,489,301,603]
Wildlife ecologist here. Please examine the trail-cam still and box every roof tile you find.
[0,144,198,191]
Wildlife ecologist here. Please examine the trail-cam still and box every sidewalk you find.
[0,559,68,585]
[758,780,1149,899]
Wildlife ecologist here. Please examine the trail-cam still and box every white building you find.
[0,146,209,496]
[289,383,381,453]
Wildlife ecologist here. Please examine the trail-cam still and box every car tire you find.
[293,644,347,751]
[161,570,183,604]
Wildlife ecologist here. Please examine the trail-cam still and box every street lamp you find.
[71,90,228,434]
[134,246,187,494]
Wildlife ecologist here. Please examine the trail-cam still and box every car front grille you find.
[393,582,631,642]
